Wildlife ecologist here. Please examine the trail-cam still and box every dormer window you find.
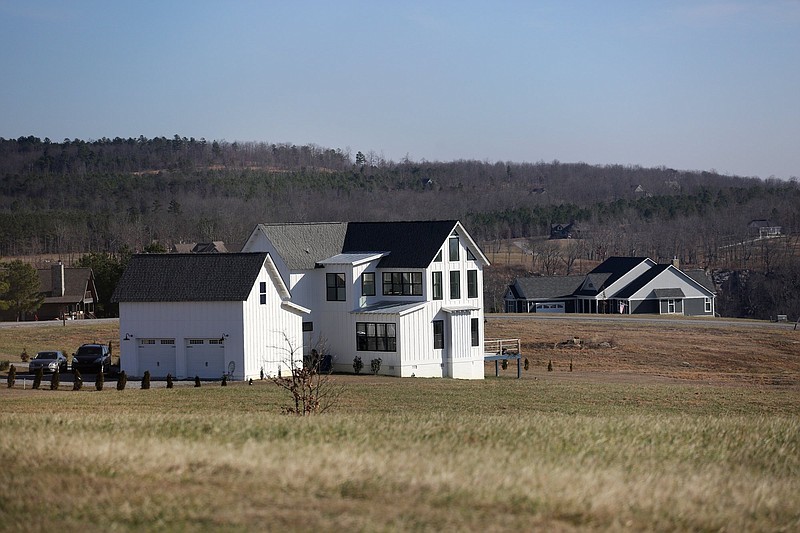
[362,272,375,296]
[326,273,346,301]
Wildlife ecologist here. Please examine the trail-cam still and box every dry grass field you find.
[1,317,799,532]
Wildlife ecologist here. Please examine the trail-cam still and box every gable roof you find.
[342,220,459,268]
[37,267,95,304]
[684,269,716,293]
[112,253,270,302]
[512,275,585,300]
[251,220,487,270]
[612,264,670,298]
[255,222,348,270]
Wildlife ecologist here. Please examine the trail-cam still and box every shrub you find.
[95,370,104,391]
[547,360,553,372]
[7,364,16,388]
[569,358,573,372]
[166,373,173,389]
[523,358,530,371]
[353,356,363,375]
[194,376,201,387]
[260,367,265,380]
[141,370,150,390]
[50,370,60,390]
[73,369,83,391]
[117,371,127,391]
[370,358,382,375]
[32,367,43,390]
[20,349,29,362]
[501,359,508,370]
[0,360,9,371]
[221,375,227,387]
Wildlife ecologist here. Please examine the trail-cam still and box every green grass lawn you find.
[2,376,799,532]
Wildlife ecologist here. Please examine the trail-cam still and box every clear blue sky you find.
[1,1,798,179]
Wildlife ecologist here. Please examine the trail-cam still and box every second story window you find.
[259,281,267,304]
[467,270,478,298]
[383,272,422,296]
[362,272,375,296]
[449,236,459,261]
[432,271,443,300]
[450,271,460,299]
[326,273,346,301]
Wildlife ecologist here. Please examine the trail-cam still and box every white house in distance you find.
[242,220,490,379]
[111,253,309,380]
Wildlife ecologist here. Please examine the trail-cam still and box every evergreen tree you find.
[0,260,44,321]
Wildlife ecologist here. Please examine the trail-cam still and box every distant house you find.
[549,222,576,240]
[170,241,229,253]
[505,256,716,316]
[748,220,782,239]
[34,262,99,321]
[112,253,308,380]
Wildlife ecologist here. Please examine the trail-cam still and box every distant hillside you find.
[2,135,798,321]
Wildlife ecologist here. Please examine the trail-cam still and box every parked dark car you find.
[29,351,68,373]
[72,344,112,373]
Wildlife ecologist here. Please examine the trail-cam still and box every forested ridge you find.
[2,135,798,319]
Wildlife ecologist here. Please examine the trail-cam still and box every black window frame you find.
[471,318,479,346]
[433,320,444,349]
[449,236,459,261]
[326,272,346,301]
[432,271,443,300]
[382,271,423,296]
[362,272,376,296]
[259,281,267,304]
[302,322,313,332]
[356,322,397,352]
[467,269,478,298]
[450,270,461,299]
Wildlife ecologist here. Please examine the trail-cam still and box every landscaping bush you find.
[501,359,509,370]
[95,371,104,391]
[117,371,127,390]
[194,376,201,387]
[547,360,553,372]
[524,358,530,371]
[7,364,16,388]
[353,356,363,375]
[0,360,9,371]
[32,367,43,390]
[50,370,60,390]
[141,370,151,389]
[73,369,83,391]
[166,373,173,388]
[221,375,227,386]
[20,349,29,363]
[370,358,382,375]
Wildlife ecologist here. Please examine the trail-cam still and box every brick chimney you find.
[52,261,65,297]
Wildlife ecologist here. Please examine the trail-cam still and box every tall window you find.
[449,236,459,261]
[433,320,444,349]
[432,271,443,300]
[326,273,346,301]
[450,271,460,299]
[705,298,712,313]
[356,322,396,352]
[467,270,478,298]
[383,272,422,296]
[362,272,375,296]
[471,318,479,347]
[259,281,267,304]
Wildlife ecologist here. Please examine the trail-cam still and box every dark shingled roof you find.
[513,275,586,300]
[684,269,716,293]
[112,253,268,302]
[573,257,650,296]
[37,267,94,304]
[653,288,686,298]
[342,220,459,268]
[612,264,670,299]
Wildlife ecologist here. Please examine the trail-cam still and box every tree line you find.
[1,136,798,320]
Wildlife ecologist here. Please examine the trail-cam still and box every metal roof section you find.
[351,300,426,316]
[316,252,388,266]
[441,305,480,313]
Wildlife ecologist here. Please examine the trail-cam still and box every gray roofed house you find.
[506,256,716,316]
[251,222,348,270]
[7,262,100,321]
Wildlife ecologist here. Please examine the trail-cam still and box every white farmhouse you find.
[112,253,308,380]
[242,220,490,379]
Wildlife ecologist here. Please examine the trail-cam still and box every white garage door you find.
[185,339,225,379]
[138,339,177,378]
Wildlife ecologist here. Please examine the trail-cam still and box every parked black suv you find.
[72,344,112,373]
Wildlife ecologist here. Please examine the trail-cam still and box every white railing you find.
[484,338,520,355]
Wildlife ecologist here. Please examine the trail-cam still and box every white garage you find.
[185,339,225,379]
[137,338,177,377]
